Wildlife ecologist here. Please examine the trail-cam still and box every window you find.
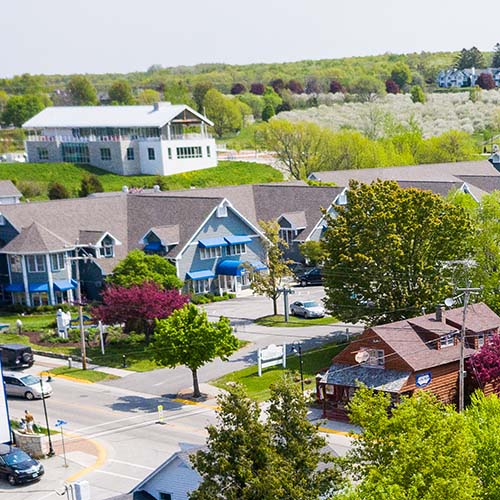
[167,147,172,160]
[27,255,46,273]
[126,147,134,160]
[9,255,22,273]
[62,143,89,163]
[363,348,385,368]
[206,145,211,157]
[176,146,202,159]
[440,333,455,348]
[193,278,211,294]
[50,253,65,271]
[159,494,172,500]
[100,148,111,161]
[200,246,222,260]
[148,148,156,160]
[227,243,246,256]
[37,147,48,160]
[100,241,114,258]
[31,292,49,306]
[279,228,297,245]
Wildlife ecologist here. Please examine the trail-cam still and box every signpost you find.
[55,419,68,467]
[257,344,287,376]
[0,358,11,444]
[157,405,164,424]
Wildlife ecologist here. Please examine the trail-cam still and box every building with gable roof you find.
[22,102,217,176]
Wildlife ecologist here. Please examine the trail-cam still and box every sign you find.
[55,419,67,427]
[415,372,432,388]
[257,344,286,376]
[0,358,11,443]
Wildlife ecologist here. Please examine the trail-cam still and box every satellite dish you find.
[355,351,370,364]
[444,298,455,308]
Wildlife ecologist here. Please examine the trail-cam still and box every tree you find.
[349,76,385,102]
[107,249,183,290]
[79,174,104,196]
[93,282,189,343]
[305,77,321,94]
[415,130,477,164]
[203,89,242,137]
[150,304,238,398]
[108,80,134,104]
[492,43,500,68]
[467,335,500,389]
[163,81,196,108]
[390,62,412,88]
[136,89,161,104]
[269,78,285,94]
[329,80,345,93]
[286,79,304,94]
[1,94,49,127]
[250,82,265,95]
[455,47,485,70]
[261,104,275,122]
[47,182,70,200]
[192,81,213,112]
[66,75,98,105]
[0,90,8,114]
[262,87,282,111]
[385,79,400,94]
[237,93,264,120]
[246,220,292,315]
[476,72,495,90]
[345,387,479,500]
[322,180,474,324]
[230,83,246,95]
[410,84,426,103]
[298,240,328,266]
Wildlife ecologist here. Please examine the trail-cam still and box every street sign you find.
[55,419,67,427]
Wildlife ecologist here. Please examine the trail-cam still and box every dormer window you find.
[440,333,455,348]
[361,348,385,368]
[100,240,114,258]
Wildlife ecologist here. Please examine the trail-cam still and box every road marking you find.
[65,431,107,483]
[94,469,143,481]
[318,426,356,437]
[108,459,155,470]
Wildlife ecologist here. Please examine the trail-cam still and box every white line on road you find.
[94,469,143,481]
[108,459,155,470]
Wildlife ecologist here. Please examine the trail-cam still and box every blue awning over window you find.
[224,235,252,245]
[144,241,163,252]
[5,283,24,293]
[53,279,78,292]
[29,282,49,293]
[198,237,228,248]
[249,260,267,271]
[216,260,246,276]
[186,270,215,281]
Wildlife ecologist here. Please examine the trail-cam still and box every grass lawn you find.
[0,312,57,333]
[0,160,282,200]
[212,341,345,402]
[47,366,119,382]
[255,315,338,327]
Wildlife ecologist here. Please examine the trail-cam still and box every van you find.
[2,372,52,400]
[0,344,34,369]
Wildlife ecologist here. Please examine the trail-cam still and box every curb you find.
[39,370,93,385]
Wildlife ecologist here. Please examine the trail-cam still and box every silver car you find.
[290,300,325,318]
[3,372,53,400]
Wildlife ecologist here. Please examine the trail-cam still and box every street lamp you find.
[39,375,54,456]
[291,343,304,393]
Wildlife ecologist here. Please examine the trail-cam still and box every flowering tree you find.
[467,335,500,388]
[92,282,189,343]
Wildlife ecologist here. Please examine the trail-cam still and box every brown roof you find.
[279,211,307,229]
[1,222,71,254]
[79,230,106,246]
[457,175,500,194]
[0,181,22,199]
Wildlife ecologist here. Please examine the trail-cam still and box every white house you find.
[22,102,217,176]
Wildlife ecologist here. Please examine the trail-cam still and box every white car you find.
[3,372,53,400]
[290,300,325,318]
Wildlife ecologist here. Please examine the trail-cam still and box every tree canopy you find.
[108,80,134,104]
[455,47,485,70]
[1,94,50,127]
[203,89,242,138]
[66,75,98,105]
[322,180,474,324]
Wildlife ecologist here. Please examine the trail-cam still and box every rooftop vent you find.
[435,304,445,323]
[153,101,172,111]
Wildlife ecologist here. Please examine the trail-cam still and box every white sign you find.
[0,358,11,443]
[258,344,286,376]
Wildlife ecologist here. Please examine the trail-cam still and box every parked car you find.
[0,444,44,485]
[290,300,325,318]
[3,372,52,400]
[296,267,323,287]
[0,344,34,369]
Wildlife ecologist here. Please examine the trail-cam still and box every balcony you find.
[27,133,212,143]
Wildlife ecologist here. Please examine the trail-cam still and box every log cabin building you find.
[317,302,500,421]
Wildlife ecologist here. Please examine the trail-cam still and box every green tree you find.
[107,249,182,290]
[66,75,98,105]
[246,219,292,315]
[48,181,70,200]
[150,304,238,398]
[238,93,264,120]
[1,94,49,127]
[410,84,426,103]
[108,80,134,105]
[0,90,8,114]
[192,81,213,112]
[492,42,500,68]
[261,103,275,122]
[455,47,485,70]
[323,180,474,324]
[298,240,328,266]
[390,62,412,89]
[79,174,104,197]
[345,387,479,500]
[163,81,196,108]
[262,86,282,111]
[349,76,385,102]
[203,89,242,137]
[415,130,477,164]
[136,89,161,104]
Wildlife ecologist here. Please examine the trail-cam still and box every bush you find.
[17,180,45,199]
[39,331,70,343]
[79,174,104,197]
[250,83,265,95]
[231,83,246,95]
[385,79,400,94]
[48,181,70,200]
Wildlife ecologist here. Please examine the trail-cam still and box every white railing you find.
[27,133,212,143]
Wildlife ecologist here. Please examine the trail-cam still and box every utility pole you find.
[277,286,295,322]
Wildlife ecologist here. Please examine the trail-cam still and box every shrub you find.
[250,83,265,95]
[385,79,400,94]
[230,83,246,95]
[48,181,70,200]
[287,79,304,94]
[262,104,275,122]
[329,80,344,94]
[477,72,495,90]
[17,180,45,199]
[79,174,104,197]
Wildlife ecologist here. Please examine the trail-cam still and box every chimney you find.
[435,304,446,323]
[153,101,172,111]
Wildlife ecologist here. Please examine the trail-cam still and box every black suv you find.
[0,444,44,485]
[296,267,323,287]
[0,344,34,369]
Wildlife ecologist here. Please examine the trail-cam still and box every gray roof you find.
[279,211,307,229]
[23,102,213,129]
[457,175,500,194]
[1,222,71,254]
[395,180,467,197]
[320,363,410,392]
[79,230,106,246]
[147,225,180,245]
[0,180,22,199]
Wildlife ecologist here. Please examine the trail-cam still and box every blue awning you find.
[224,235,252,245]
[216,260,246,276]
[198,237,228,248]
[144,241,163,252]
[249,260,267,271]
[5,283,24,293]
[53,279,78,292]
[29,282,49,293]
[186,270,215,281]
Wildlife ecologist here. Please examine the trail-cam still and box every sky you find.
[2,0,500,77]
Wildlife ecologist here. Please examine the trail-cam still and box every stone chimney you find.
[435,304,446,323]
